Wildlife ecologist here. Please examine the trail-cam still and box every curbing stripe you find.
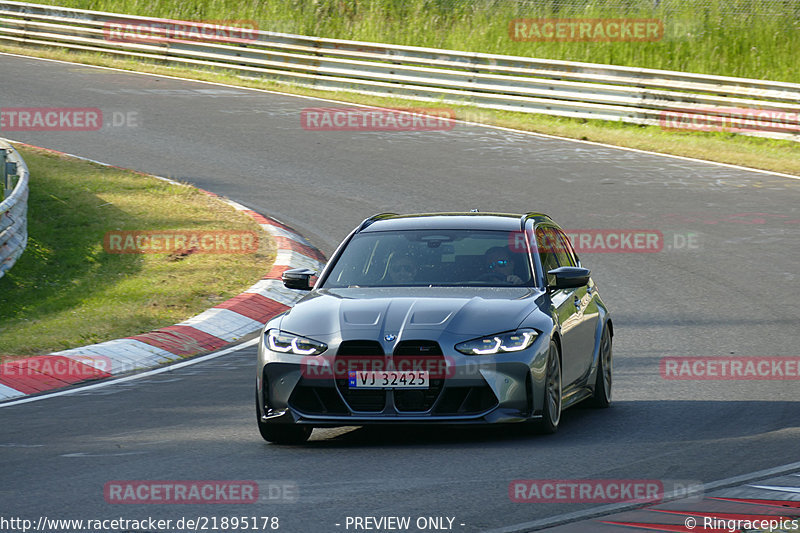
[256,222,312,245]
[0,382,23,400]
[176,308,266,343]
[244,279,313,307]
[215,293,291,323]
[130,328,217,357]
[0,355,108,393]
[26,355,110,385]
[264,264,294,280]
[273,250,324,271]
[144,324,229,352]
[0,141,326,402]
[0,368,63,394]
[273,236,327,262]
[56,339,178,373]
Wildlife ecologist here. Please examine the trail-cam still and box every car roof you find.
[358,212,554,233]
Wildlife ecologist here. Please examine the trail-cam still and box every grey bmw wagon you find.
[256,212,612,443]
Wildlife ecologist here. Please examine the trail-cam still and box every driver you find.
[484,247,523,285]
[385,252,418,284]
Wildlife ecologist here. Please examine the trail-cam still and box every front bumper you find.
[257,340,550,427]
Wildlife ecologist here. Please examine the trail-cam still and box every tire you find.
[256,390,312,444]
[538,340,562,434]
[589,325,612,408]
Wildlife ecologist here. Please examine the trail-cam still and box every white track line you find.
[484,460,800,532]
[1,51,798,181]
[0,338,258,408]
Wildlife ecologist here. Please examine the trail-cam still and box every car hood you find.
[276,287,545,338]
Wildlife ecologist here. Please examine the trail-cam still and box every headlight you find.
[266,330,327,355]
[455,329,538,355]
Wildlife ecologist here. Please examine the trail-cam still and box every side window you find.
[562,230,581,266]
[553,229,578,267]
[535,226,560,283]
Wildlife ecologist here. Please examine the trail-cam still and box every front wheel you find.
[256,391,311,444]
[537,340,562,434]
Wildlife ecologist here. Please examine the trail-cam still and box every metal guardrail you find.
[0,1,798,140]
[0,140,29,279]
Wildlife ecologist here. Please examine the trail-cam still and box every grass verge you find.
[0,144,274,356]
[2,43,800,178]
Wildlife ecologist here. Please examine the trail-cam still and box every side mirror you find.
[547,266,590,290]
[282,268,316,290]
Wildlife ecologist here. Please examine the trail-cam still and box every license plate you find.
[348,370,429,389]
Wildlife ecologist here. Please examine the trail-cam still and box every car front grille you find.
[393,340,445,412]
[297,340,486,417]
[335,340,387,412]
[332,340,448,413]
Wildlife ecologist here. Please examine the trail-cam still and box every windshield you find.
[322,229,534,288]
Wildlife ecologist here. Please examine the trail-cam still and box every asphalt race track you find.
[1,53,799,532]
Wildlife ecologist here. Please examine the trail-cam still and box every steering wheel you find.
[477,272,506,282]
